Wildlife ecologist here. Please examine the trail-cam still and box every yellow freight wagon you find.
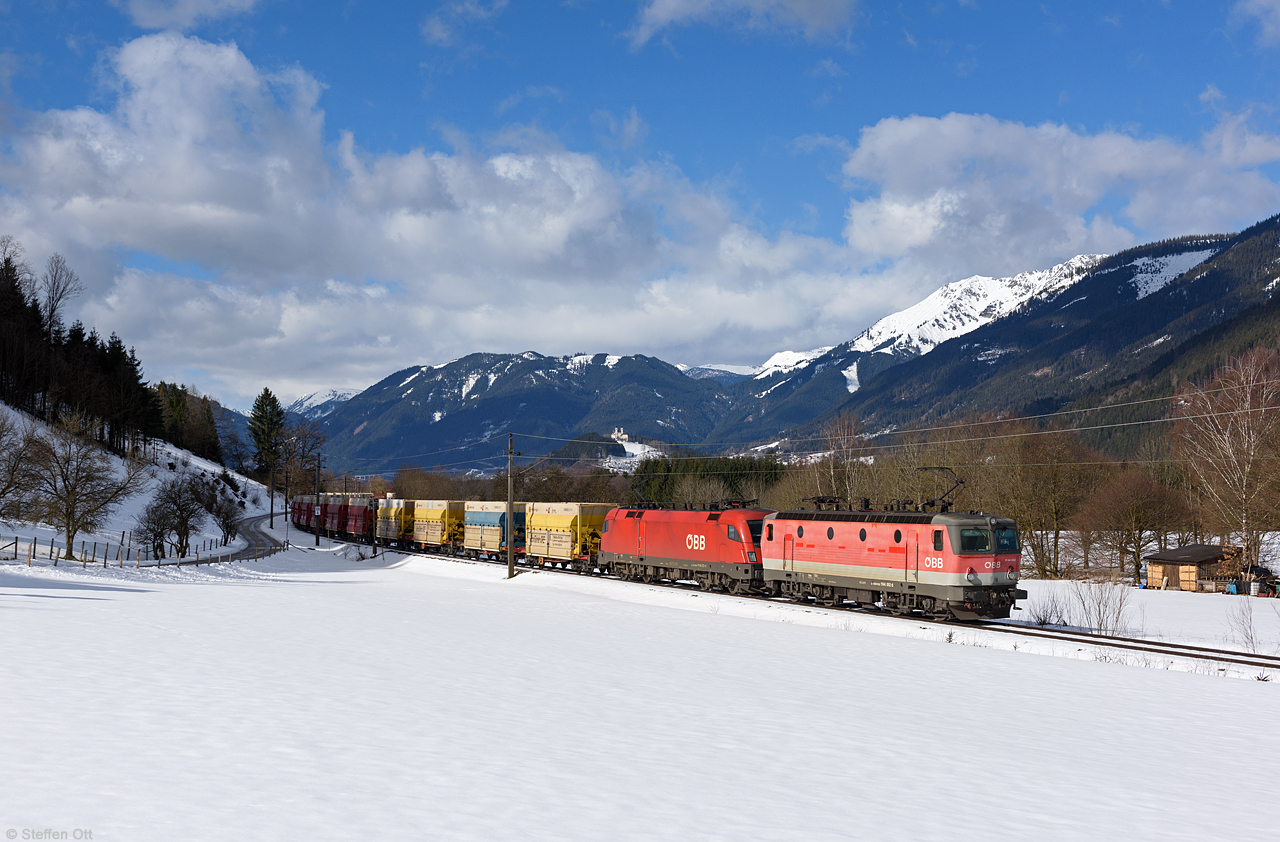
[526,502,611,570]
[412,500,465,550]
[376,497,415,546]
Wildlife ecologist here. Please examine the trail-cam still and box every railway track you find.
[966,621,1280,673]
[320,532,1280,673]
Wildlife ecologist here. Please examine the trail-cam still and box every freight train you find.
[291,493,1027,620]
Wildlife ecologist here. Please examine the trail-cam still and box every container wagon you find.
[526,502,611,572]
[413,500,465,552]
[464,501,525,559]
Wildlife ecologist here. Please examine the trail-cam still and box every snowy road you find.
[2,544,1277,841]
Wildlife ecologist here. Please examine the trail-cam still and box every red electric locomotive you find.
[760,504,1026,620]
[600,502,771,594]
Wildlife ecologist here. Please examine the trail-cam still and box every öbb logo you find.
[685,534,706,551]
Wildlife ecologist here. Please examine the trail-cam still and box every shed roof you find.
[1143,545,1230,564]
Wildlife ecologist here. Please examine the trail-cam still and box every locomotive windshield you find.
[746,520,764,546]
[957,526,1020,553]
[959,529,991,553]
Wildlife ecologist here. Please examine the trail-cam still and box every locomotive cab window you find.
[747,520,764,545]
[766,524,773,542]
[959,529,991,553]
[933,530,943,551]
[995,528,1019,553]
[726,524,740,542]
[603,520,610,533]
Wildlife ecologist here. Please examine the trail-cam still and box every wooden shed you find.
[1143,545,1241,592]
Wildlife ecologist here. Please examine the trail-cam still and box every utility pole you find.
[283,458,290,548]
[506,433,519,579]
[315,453,322,547]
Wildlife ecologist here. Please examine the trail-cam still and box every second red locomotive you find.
[600,503,770,595]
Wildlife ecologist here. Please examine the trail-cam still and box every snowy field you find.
[3,525,1278,842]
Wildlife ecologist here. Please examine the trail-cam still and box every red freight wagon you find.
[600,505,771,594]
[324,496,345,534]
[345,497,378,543]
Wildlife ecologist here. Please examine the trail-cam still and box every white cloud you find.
[592,106,650,151]
[840,113,1280,283]
[495,85,565,116]
[630,0,858,47]
[1236,0,1280,44]
[422,0,509,47]
[111,0,260,30]
[3,35,1280,408]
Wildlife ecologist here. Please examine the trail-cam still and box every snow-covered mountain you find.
[287,389,358,420]
[848,254,1106,360]
[320,352,731,473]
[733,254,1105,397]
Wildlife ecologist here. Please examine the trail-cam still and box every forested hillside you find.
[1,237,241,466]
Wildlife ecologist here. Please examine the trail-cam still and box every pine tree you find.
[248,388,286,526]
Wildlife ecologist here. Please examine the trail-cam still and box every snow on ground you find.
[3,530,1278,841]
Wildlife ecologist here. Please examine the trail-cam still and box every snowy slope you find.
[849,254,1105,358]
[1104,248,1219,299]
[2,547,1278,841]
[0,402,273,559]
[286,388,357,420]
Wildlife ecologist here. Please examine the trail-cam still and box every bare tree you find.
[281,418,328,498]
[995,428,1103,579]
[1175,347,1280,571]
[139,474,209,558]
[673,474,729,508]
[1073,469,1188,581]
[1069,578,1132,635]
[133,500,171,560]
[38,252,85,342]
[0,412,37,520]
[817,412,882,505]
[0,235,36,300]
[22,412,148,559]
[211,494,243,546]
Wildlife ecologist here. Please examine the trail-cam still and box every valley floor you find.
[2,527,1277,841]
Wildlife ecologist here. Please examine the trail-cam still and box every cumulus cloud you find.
[111,0,260,30]
[840,113,1280,285]
[630,0,858,47]
[1236,0,1280,44]
[2,34,1280,407]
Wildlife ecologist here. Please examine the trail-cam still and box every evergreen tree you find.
[248,388,286,526]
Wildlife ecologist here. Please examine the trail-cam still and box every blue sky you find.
[3,1,1280,408]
